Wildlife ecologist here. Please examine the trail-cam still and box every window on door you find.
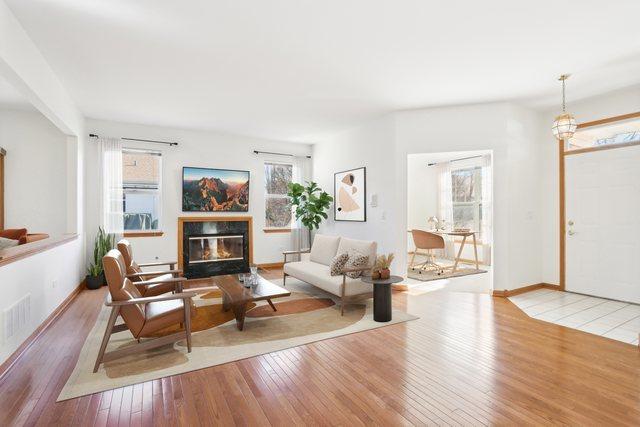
[264,162,293,230]
[122,149,162,232]
[451,166,482,237]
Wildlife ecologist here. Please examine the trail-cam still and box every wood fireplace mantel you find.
[177,216,253,271]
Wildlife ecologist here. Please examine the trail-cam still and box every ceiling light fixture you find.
[552,74,577,140]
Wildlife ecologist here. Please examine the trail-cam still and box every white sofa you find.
[283,234,377,315]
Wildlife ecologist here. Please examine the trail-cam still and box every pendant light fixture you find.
[552,74,577,140]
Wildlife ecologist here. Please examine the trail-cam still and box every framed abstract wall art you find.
[334,167,366,221]
[182,167,250,212]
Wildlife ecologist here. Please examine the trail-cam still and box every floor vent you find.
[2,294,31,344]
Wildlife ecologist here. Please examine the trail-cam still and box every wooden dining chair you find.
[410,229,445,274]
[117,239,182,297]
[93,249,196,373]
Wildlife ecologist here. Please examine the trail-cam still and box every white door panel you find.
[566,144,640,303]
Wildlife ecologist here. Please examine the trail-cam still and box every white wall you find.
[313,115,398,256]
[86,119,312,265]
[313,102,544,290]
[407,154,439,233]
[0,0,85,365]
[539,85,640,285]
[0,108,68,235]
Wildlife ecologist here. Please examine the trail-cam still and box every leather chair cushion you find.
[104,249,146,336]
[140,274,177,297]
[139,299,196,337]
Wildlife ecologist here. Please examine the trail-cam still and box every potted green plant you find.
[288,181,333,244]
[86,227,115,289]
[373,253,395,280]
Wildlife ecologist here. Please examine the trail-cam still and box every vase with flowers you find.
[372,253,394,280]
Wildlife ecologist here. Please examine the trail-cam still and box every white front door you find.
[565,144,640,303]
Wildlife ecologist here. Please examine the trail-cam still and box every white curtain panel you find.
[437,162,455,258]
[480,154,492,265]
[99,137,124,235]
[290,156,311,260]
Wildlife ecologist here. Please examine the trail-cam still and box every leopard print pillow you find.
[344,251,369,278]
[329,253,349,276]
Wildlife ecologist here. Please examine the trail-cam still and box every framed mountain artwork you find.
[182,167,250,212]
[334,167,366,221]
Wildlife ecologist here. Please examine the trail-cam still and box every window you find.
[122,149,162,232]
[565,116,640,151]
[451,166,482,237]
[264,162,293,229]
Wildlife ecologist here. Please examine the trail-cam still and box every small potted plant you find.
[85,227,115,289]
[373,253,394,280]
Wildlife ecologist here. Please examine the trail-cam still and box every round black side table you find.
[361,275,404,322]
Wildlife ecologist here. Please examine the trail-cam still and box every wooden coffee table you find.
[213,274,291,330]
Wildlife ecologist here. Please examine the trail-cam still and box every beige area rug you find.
[58,278,417,401]
[407,267,487,282]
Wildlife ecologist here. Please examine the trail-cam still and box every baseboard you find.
[492,283,559,298]
[0,279,86,380]
[257,262,284,270]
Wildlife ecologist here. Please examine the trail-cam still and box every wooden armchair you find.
[94,250,196,373]
[117,239,182,297]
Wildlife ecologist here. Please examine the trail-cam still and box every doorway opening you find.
[406,150,493,294]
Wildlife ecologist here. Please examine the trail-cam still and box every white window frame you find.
[122,148,163,234]
[451,166,482,239]
[263,160,293,231]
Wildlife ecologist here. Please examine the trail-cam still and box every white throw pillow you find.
[0,237,19,250]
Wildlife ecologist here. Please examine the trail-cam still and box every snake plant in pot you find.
[86,227,116,289]
[288,181,333,245]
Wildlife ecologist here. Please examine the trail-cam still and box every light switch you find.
[370,194,378,207]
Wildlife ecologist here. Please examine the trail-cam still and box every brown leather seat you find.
[103,250,195,338]
[117,239,179,297]
[94,250,196,372]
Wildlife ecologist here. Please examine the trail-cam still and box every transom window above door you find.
[566,114,640,152]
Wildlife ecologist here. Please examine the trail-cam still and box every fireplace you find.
[179,217,253,279]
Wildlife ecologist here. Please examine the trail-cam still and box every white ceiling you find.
[6,0,640,142]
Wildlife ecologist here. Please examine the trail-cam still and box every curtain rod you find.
[253,150,311,159]
[89,134,178,147]
[427,155,483,167]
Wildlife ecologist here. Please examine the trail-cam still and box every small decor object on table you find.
[427,216,439,231]
[361,275,404,322]
[372,253,394,280]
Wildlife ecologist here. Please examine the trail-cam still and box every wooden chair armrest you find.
[283,249,310,255]
[341,266,372,274]
[133,277,187,287]
[183,285,219,293]
[283,249,310,264]
[106,292,197,306]
[126,269,183,279]
[137,261,178,268]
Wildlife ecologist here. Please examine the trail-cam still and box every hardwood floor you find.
[2,268,640,426]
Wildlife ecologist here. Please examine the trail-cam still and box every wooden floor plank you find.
[2,268,640,426]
